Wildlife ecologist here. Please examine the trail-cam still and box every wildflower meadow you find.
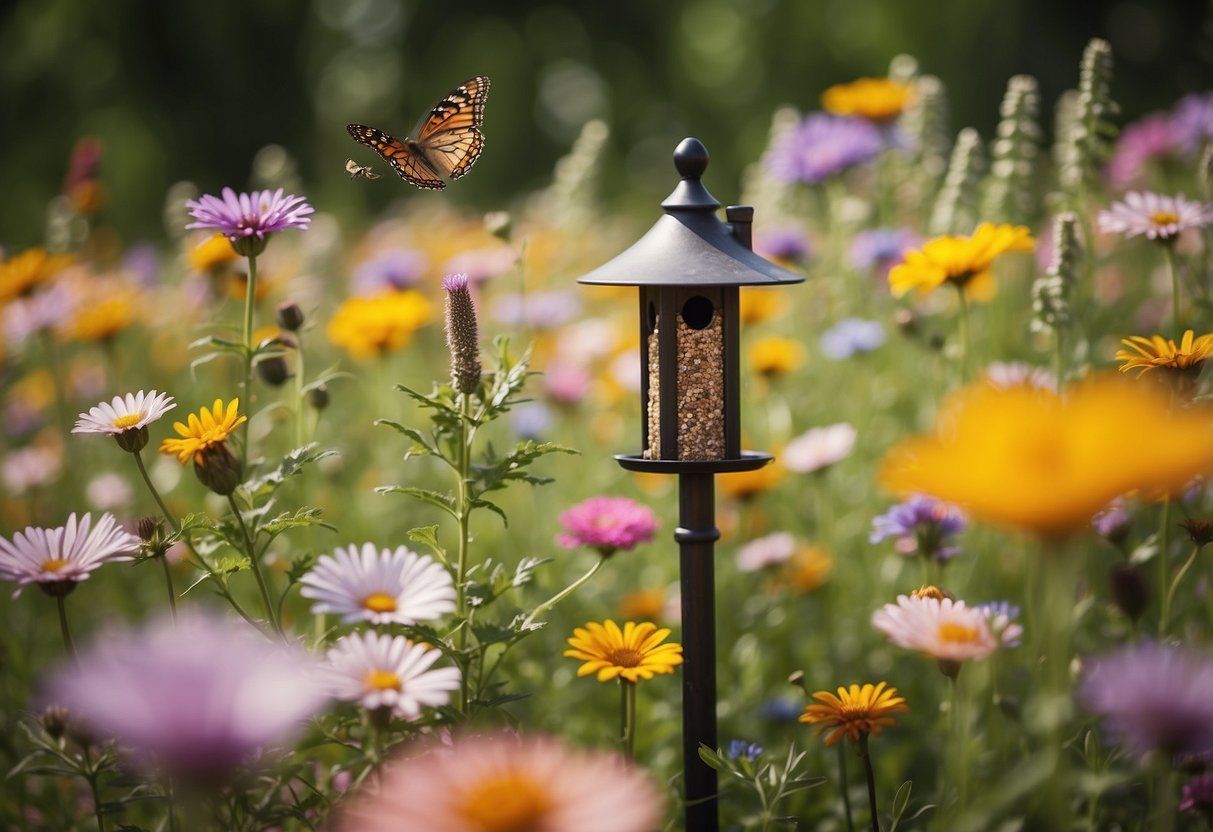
[5,17,1213,832]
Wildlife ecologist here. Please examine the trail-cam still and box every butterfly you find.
[347,76,490,190]
[344,159,381,180]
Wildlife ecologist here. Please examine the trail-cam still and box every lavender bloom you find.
[764,113,883,184]
[869,495,967,561]
[820,317,886,359]
[1080,643,1213,759]
[44,613,326,779]
[1172,91,1213,155]
[352,248,428,295]
[1092,500,1131,543]
[185,187,313,255]
[976,601,1023,647]
[1107,114,1180,189]
[754,227,813,263]
[849,228,921,273]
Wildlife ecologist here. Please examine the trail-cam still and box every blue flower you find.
[820,317,886,359]
[727,740,764,762]
[870,495,967,561]
[764,113,883,184]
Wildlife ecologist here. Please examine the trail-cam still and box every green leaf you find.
[697,744,726,770]
[261,507,334,538]
[375,486,457,516]
[376,421,439,456]
[511,557,549,588]
[469,497,508,526]
[406,526,448,563]
[244,444,339,498]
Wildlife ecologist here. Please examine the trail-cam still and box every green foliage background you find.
[2,0,1210,247]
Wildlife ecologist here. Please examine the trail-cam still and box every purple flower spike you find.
[1081,643,1213,759]
[870,494,967,561]
[185,187,313,254]
[557,496,659,557]
[764,113,883,185]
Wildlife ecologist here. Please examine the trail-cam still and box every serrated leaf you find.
[244,444,338,498]
[471,622,518,646]
[260,507,334,537]
[376,421,439,456]
[512,557,549,588]
[469,497,507,525]
[377,486,457,516]
[406,526,448,563]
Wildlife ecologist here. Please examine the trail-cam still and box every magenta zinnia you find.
[557,496,659,556]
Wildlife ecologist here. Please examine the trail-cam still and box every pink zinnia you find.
[557,496,659,556]
[337,733,664,832]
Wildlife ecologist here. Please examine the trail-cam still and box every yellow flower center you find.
[112,414,142,430]
[938,623,980,643]
[606,647,644,668]
[1151,211,1180,226]
[363,669,402,692]
[457,771,551,832]
[361,592,398,614]
[41,558,69,574]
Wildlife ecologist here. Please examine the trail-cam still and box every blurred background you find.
[1,0,1211,248]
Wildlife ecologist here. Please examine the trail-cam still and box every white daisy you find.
[299,543,455,625]
[782,422,857,474]
[73,390,176,436]
[0,512,141,597]
[870,594,1000,663]
[323,631,460,718]
[1097,191,1213,241]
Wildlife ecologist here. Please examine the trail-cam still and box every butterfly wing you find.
[346,124,446,190]
[412,76,490,181]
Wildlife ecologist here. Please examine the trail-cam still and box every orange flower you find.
[800,682,909,746]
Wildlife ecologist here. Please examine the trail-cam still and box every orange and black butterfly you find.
[347,76,490,190]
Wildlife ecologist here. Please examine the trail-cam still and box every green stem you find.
[1164,243,1182,335]
[164,777,179,832]
[838,743,856,832]
[56,596,76,659]
[1153,754,1176,832]
[293,333,306,450]
[857,735,880,832]
[620,679,637,759]
[1163,543,1202,637]
[241,254,258,473]
[226,494,281,637]
[455,392,473,715]
[1159,499,1172,637]
[520,557,604,630]
[132,450,178,532]
[1038,541,1079,827]
[158,554,178,620]
[955,286,971,384]
[950,672,970,816]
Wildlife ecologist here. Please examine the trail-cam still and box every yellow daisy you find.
[1116,330,1213,375]
[822,77,914,121]
[158,398,247,465]
[888,223,1035,300]
[800,681,909,746]
[564,620,683,683]
[748,336,807,377]
[326,291,432,360]
[879,376,1213,537]
[188,233,240,272]
[0,248,72,302]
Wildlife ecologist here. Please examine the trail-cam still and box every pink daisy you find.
[871,594,1001,664]
[557,496,660,557]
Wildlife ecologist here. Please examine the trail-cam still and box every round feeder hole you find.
[680,295,715,330]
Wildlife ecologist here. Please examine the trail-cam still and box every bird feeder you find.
[576,137,803,831]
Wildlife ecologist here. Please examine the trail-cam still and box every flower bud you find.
[256,355,291,387]
[307,383,330,410]
[1180,518,1213,548]
[275,301,305,331]
[484,210,513,241]
[39,705,71,740]
[443,273,482,395]
[1108,562,1149,622]
[194,442,243,496]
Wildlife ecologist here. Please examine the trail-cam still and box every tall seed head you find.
[443,273,482,395]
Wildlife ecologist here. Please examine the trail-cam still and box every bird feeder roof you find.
[576,137,805,288]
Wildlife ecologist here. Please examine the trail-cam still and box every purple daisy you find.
[820,317,886,359]
[764,113,883,185]
[754,227,813,263]
[869,494,967,561]
[185,187,313,254]
[557,496,659,557]
[1080,643,1213,759]
[1172,91,1213,155]
[43,612,326,779]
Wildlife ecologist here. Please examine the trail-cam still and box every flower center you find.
[457,771,551,832]
[938,622,980,643]
[605,647,643,668]
[363,669,402,692]
[1151,211,1180,226]
[361,592,398,614]
[112,413,142,430]
[41,558,69,574]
